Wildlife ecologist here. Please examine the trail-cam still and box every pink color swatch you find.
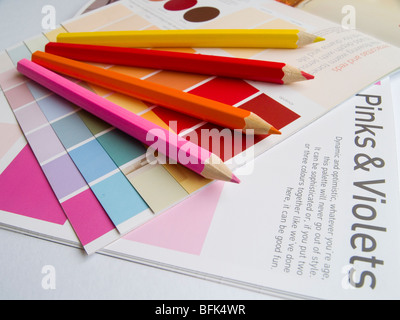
[125,181,225,255]
[4,83,34,110]
[0,145,67,225]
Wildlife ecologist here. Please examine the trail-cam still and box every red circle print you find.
[183,7,220,22]
[164,0,198,11]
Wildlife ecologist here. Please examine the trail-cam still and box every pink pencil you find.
[17,59,240,183]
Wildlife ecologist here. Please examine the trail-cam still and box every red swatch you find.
[188,77,259,105]
[239,93,300,130]
[151,77,261,134]
[186,93,300,161]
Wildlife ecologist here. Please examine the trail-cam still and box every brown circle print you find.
[183,7,220,23]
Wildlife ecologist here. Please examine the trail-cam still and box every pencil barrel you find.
[46,42,287,84]
[57,29,303,48]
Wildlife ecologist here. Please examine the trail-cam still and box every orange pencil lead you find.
[269,126,282,135]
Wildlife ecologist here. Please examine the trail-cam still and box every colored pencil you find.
[57,29,325,49]
[31,51,280,135]
[45,42,314,84]
[17,58,240,183]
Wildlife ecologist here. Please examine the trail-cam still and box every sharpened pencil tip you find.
[301,71,314,80]
[314,36,325,43]
[230,174,241,184]
[244,113,282,135]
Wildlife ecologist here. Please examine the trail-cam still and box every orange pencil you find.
[31,51,280,135]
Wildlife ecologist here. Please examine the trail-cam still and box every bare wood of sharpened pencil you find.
[201,154,240,183]
[296,31,324,47]
[282,65,313,84]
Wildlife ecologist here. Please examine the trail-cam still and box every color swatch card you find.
[1,0,400,256]
[0,45,121,254]
[0,88,80,249]
[2,40,169,252]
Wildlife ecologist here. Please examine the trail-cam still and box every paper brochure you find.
[105,78,400,299]
[276,0,400,47]
[0,0,399,298]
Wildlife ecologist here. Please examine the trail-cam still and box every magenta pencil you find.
[17,59,240,183]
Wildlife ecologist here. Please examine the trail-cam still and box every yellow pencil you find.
[57,29,325,49]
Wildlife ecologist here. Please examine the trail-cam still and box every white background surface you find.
[0,0,399,300]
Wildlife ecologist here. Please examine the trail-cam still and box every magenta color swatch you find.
[188,77,259,105]
[0,145,67,225]
[62,188,115,246]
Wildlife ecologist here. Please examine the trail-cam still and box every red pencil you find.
[45,42,314,84]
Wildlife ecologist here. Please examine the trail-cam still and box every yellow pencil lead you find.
[314,36,325,43]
